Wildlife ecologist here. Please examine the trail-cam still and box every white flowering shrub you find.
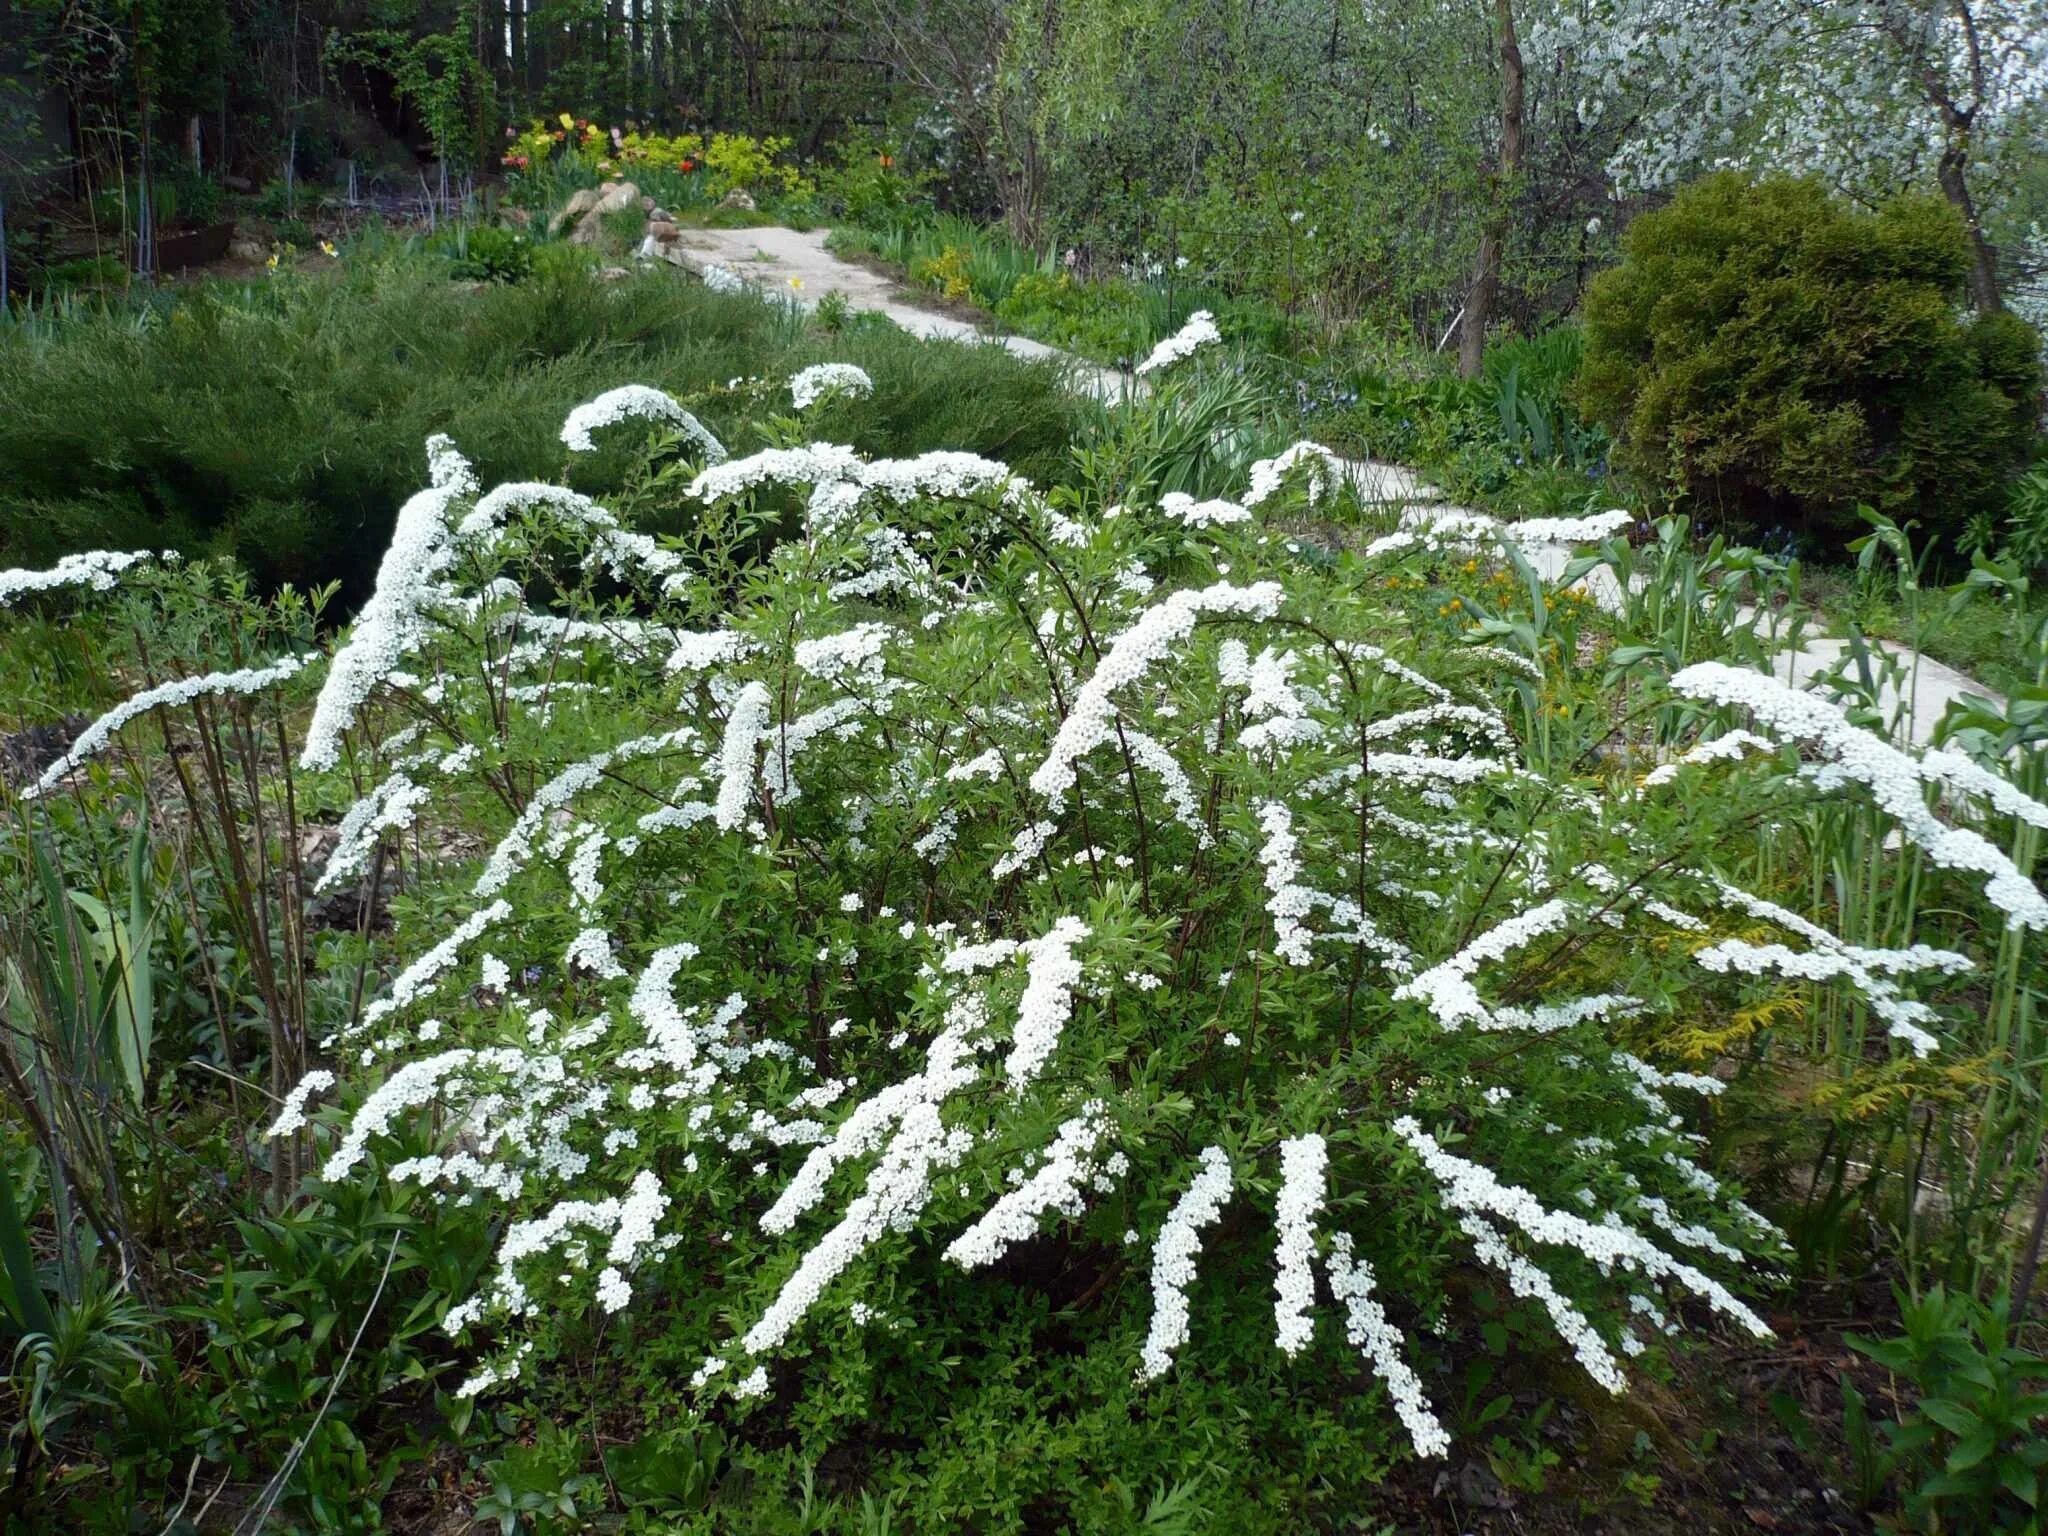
[31,367,2042,1519]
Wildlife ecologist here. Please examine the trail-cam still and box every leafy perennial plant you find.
[21,360,2043,1476]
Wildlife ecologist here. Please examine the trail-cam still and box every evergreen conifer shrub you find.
[1578,173,2041,548]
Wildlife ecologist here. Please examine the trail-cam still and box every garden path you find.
[659,225,2000,747]
[661,225,1128,398]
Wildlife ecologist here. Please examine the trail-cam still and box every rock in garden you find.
[717,188,756,212]
[228,237,266,262]
[648,220,680,245]
[548,186,600,236]
[568,181,642,245]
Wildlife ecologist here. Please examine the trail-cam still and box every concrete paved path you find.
[656,225,1129,399]
[651,225,2002,747]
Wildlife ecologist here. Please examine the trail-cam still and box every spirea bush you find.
[25,361,2047,1524]
[1579,173,2042,549]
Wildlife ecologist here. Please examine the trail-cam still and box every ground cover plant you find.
[4,304,2046,1529]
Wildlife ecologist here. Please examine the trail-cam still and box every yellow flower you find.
[559,112,574,129]
[319,240,337,257]
[788,277,804,291]
[265,252,279,271]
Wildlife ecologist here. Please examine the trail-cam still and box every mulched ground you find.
[1376,1276,1907,1534]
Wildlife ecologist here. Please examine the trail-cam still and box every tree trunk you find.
[508,0,525,106]
[649,0,667,120]
[1936,144,2002,312]
[630,0,646,119]
[1459,0,1523,379]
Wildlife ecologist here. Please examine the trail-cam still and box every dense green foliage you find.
[0,257,1084,601]
[1579,174,2043,549]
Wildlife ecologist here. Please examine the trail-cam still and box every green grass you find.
[0,257,1088,605]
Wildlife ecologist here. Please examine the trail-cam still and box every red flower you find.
[878,154,894,170]
[680,158,696,173]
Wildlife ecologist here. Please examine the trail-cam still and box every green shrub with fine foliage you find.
[0,262,1085,604]
[1577,173,2041,548]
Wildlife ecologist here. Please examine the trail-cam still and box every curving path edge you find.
[652,225,2002,747]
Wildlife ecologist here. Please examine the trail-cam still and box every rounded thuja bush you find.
[1578,172,2042,550]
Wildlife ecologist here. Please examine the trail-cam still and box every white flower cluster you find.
[789,363,875,411]
[1257,802,1318,965]
[944,1101,1114,1270]
[560,384,728,462]
[1027,580,1284,805]
[1134,309,1220,375]
[1641,729,1776,787]
[1392,901,1570,1029]
[1243,442,1348,509]
[1671,661,2048,928]
[702,263,747,295]
[266,1069,337,1138]
[1394,1117,1771,1397]
[1004,916,1091,1089]
[1327,1230,1449,1458]
[793,622,892,682]
[1136,1146,1233,1381]
[318,770,434,893]
[1695,882,1966,1057]
[301,434,477,771]
[1221,641,1323,751]
[0,549,156,606]
[1158,492,1250,528]
[23,653,310,800]
[1272,1134,1326,1356]
[715,682,774,831]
